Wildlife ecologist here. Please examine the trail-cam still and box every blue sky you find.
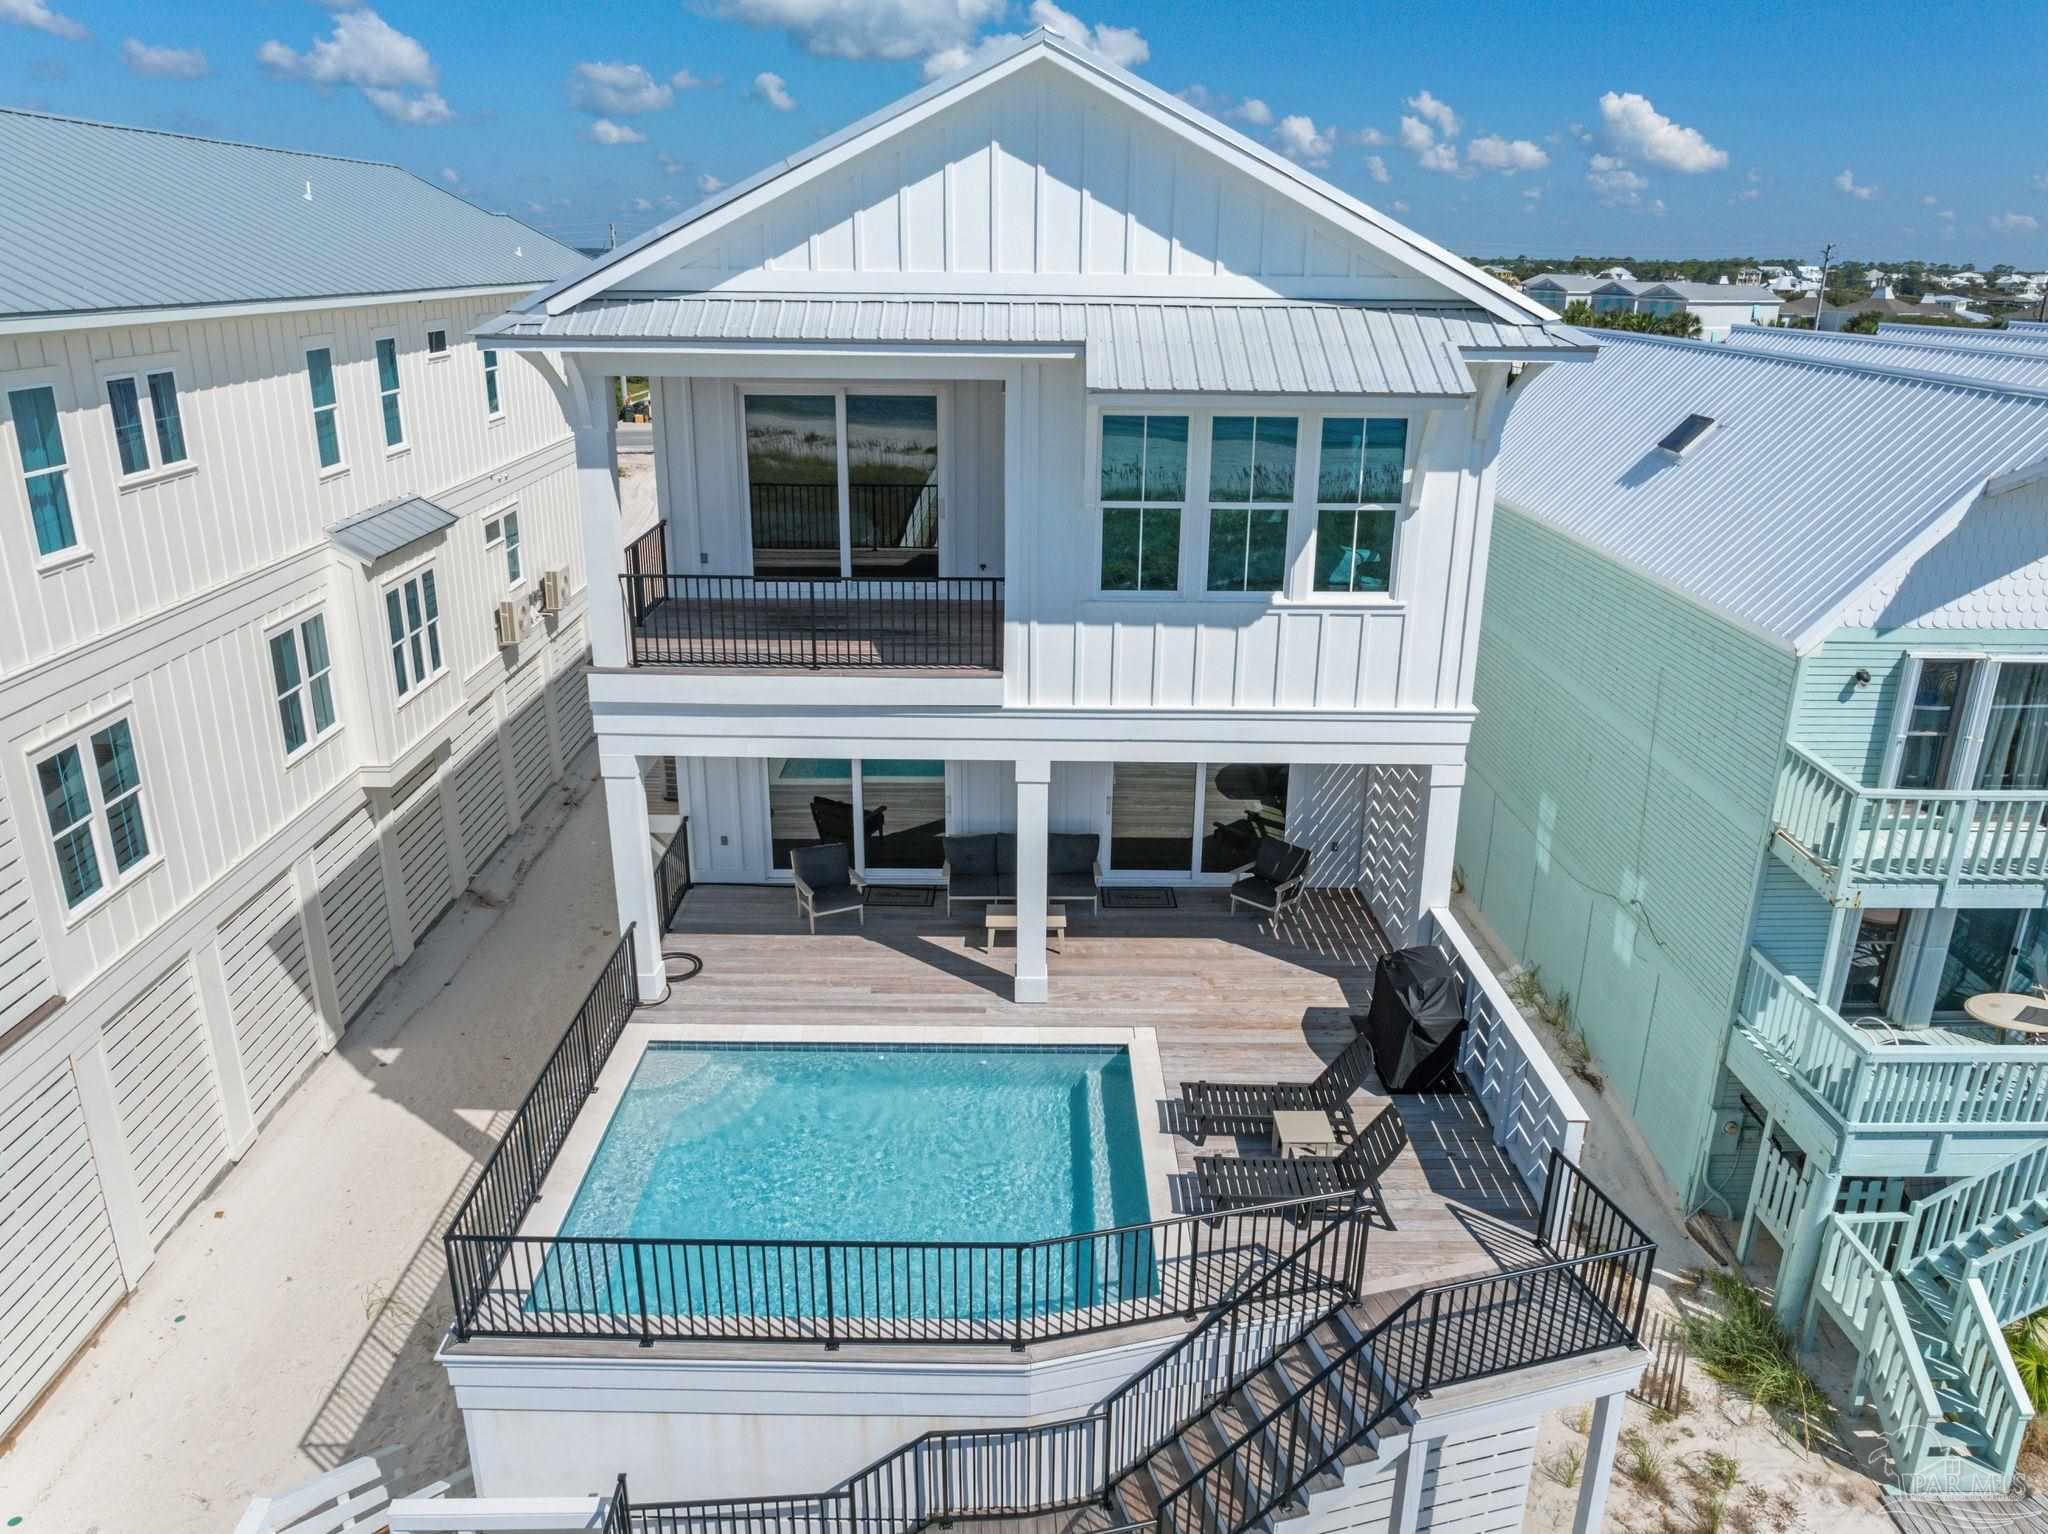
[6,0,2046,264]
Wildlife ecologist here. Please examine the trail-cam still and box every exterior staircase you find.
[1812,1142,2048,1494]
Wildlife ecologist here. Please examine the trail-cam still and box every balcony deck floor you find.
[651,884,1542,1296]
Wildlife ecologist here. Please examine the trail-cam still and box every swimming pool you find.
[533,1041,1160,1320]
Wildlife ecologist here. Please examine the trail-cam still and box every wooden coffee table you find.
[983,903,1067,953]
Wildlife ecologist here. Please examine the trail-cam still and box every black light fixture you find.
[1853,668,1872,687]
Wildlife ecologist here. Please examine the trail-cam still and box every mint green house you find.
[1459,324,2048,1492]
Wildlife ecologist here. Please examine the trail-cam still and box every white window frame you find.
[383,564,446,703]
[1101,760,1295,884]
[373,333,408,455]
[28,705,159,921]
[1199,415,1309,602]
[1307,414,1411,599]
[482,505,524,590]
[304,338,347,479]
[482,346,504,423]
[6,364,90,572]
[424,321,451,362]
[265,607,341,762]
[98,355,195,486]
[1090,410,1194,599]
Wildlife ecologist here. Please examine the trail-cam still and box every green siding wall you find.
[1460,507,1799,1195]
[1751,858,1831,989]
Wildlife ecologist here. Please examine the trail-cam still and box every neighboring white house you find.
[0,109,593,1436]
[1588,280,1782,338]
[1520,270,1625,313]
[476,28,1595,1009]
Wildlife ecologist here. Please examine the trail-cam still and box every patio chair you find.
[1047,831,1103,912]
[1184,1024,1375,1145]
[811,795,884,848]
[1228,837,1313,918]
[1194,1103,1408,1224]
[790,841,867,932]
[234,1450,469,1534]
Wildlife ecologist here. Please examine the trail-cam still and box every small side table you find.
[1271,1109,1339,1158]
[1962,991,2048,1040]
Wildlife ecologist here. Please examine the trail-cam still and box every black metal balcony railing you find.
[623,573,1003,672]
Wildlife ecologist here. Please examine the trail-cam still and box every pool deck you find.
[649,883,1542,1298]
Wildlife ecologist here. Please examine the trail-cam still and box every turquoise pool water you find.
[537,1043,1156,1321]
[560,1042,1150,1242]
[776,758,943,780]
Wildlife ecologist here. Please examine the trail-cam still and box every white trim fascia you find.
[479,336,1078,364]
[0,283,548,339]
[529,36,1549,326]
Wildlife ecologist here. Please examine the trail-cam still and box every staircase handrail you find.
[1953,1274,2036,1477]
[1961,1214,2048,1326]
[1899,1142,2048,1277]
[1821,1218,1945,1469]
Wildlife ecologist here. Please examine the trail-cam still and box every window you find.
[1976,663,2048,791]
[36,717,151,909]
[385,569,443,698]
[483,348,501,417]
[375,337,404,449]
[426,328,448,357]
[483,510,522,586]
[106,369,188,476]
[1894,658,1974,790]
[1098,414,1187,592]
[269,613,337,756]
[306,347,342,470]
[1205,415,1295,593]
[8,385,76,556]
[1313,417,1406,594]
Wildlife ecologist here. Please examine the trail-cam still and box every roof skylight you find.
[1657,413,1717,457]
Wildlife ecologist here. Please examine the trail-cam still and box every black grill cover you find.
[1367,946,1468,1093]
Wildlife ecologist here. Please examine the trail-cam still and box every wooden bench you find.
[983,902,1068,953]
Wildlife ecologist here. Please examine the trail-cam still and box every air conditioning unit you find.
[495,600,530,649]
[540,567,569,614]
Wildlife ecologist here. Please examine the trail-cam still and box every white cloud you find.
[121,38,207,78]
[570,61,673,115]
[717,0,1003,62]
[698,172,726,194]
[1391,199,1409,213]
[526,200,546,215]
[1521,184,1542,200]
[1922,193,1938,206]
[1417,141,1459,175]
[1586,153,1648,206]
[1353,127,1386,147]
[1598,91,1726,172]
[1466,135,1548,173]
[672,68,711,90]
[259,9,449,125]
[439,166,461,185]
[631,196,654,212]
[1939,207,1956,221]
[0,0,85,40]
[1273,114,1335,167]
[1405,89,1459,140]
[1397,116,1435,154]
[657,149,685,176]
[586,117,647,145]
[2033,171,2048,193]
[1834,166,1875,200]
[1990,211,2041,233]
[1364,154,1390,185]
[1028,0,1147,67]
[752,71,796,110]
[1740,186,1759,201]
[1650,197,1666,216]
[1231,97,1273,127]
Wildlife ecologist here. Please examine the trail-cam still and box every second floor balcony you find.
[1771,742,2048,902]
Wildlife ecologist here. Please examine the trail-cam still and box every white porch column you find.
[602,751,668,1004]
[1896,908,1957,1028]
[1417,761,1465,937]
[568,364,628,670]
[1815,901,1859,1012]
[1572,1389,1627,1534]
[1774,1168,1842,1325]
[1388,1431,1435,1534]
[1013,758,1052,1005]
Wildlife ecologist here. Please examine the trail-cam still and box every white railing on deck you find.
[1814,1215,1947,1469]
[1775,743,2048,891]
[385,1496,610,1533]
[1898,1141,2048,1271]
[1751,1135,1807,1247]
[1953,1276,2036,1475]
[1431,905,1590,1199]
[1735,949,2048,1130]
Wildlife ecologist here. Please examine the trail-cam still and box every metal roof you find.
[1723,325,2048,389]
[475,295,1590,396]
[1495,331,2048,653]
[0,109,586,322]
[1522,273,1608,294]
[1874,322,2048,349]
[1633,281,1780,305]
[330,496,458,564]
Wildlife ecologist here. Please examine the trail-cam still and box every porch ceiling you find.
[475,294,1590,397]
[652,883,1541,1295]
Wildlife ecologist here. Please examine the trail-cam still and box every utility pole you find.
[608,221,617,250]
[1813,242,1835,331]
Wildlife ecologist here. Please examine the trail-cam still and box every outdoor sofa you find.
[941,832,1102,912]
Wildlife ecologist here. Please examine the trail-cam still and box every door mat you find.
[1102,886,1178,910]
[867,885,938,908]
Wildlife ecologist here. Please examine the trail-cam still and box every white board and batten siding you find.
[0,780,57,1029]
[219,873,324,1127]
[98,959,226,1239]
[0,1058,124,1432]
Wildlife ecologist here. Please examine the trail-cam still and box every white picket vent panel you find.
[393,769,454,943]
[551,624,594,757]
[453,698,509,876]
[316,808,394,1025]
[100,961,227,1239]
[220,873,323,1125]
[0,781,57,1031]
[505,660,552,811]
[0,1061,124,1435]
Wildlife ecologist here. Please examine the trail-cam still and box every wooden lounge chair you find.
[1194,1103,1409,1223]
[790,841,867,932]
[1184,1025,1375,1145]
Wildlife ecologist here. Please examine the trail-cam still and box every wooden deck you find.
[654,884,1541,1295]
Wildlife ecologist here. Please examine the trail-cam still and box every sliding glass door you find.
[765,757,945,878]
[1107,762,1292,879]
[743,390,940,580]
